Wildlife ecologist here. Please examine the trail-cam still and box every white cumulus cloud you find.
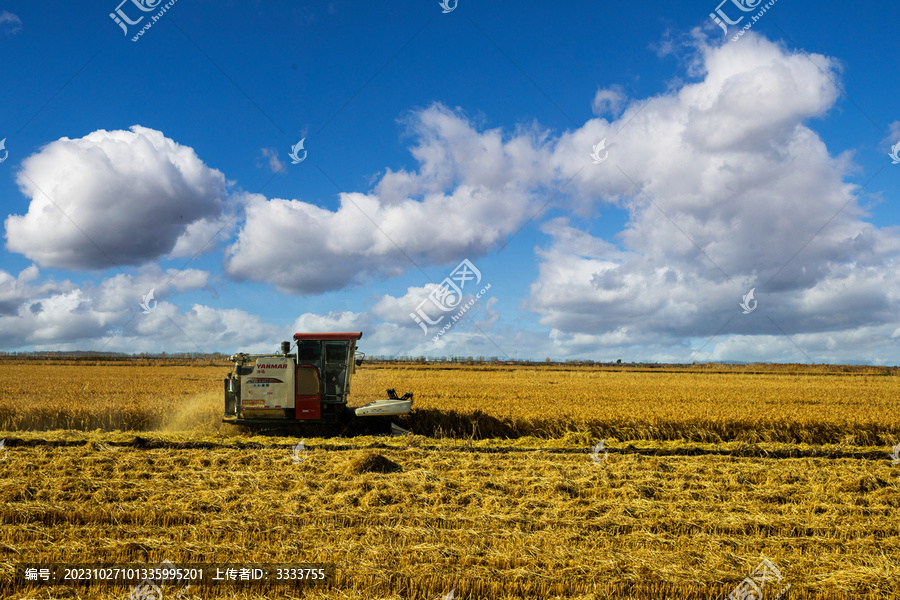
[5,126,228,270]
[526,33,900,361]
[224,105,551,294]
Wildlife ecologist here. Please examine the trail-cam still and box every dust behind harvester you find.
[223,332,412,434]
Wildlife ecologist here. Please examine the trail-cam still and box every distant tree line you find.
[2,352,890,373]
[0,351,634,366]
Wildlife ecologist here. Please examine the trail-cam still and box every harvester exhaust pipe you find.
[281,341,291,355]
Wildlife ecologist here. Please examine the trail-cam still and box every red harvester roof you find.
[293,332,363,341]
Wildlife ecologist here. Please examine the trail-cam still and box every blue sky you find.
[1,0,899,362]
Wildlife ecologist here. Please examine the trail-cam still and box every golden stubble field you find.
[1,360,900,599]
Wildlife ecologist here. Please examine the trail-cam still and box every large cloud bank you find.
[3,34,899,361]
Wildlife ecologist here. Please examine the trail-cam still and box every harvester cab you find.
[223,332,412,433]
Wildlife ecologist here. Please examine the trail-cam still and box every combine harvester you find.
[223,332,412,435]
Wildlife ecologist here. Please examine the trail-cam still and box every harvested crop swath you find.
[1,446,899,599]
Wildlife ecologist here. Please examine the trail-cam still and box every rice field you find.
[1,360,899,599]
